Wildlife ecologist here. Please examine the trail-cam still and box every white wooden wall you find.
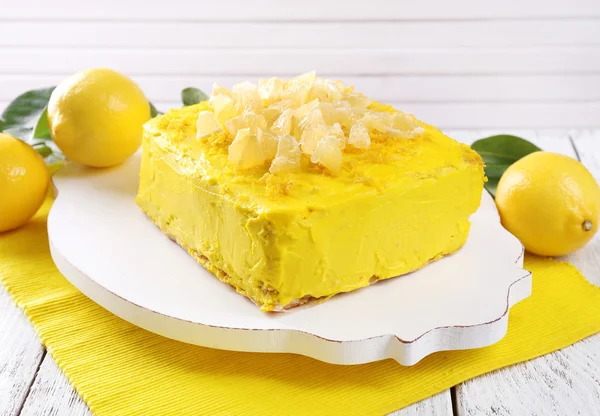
[1,0,599,129]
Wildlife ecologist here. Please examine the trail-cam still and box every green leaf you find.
[38,140,65,171]
[46,156,66,174]
[485,177,500,197]
[0,86,65,171]
[27,136,64,171]
[31,141,53,158]
[471,135,541,163]
[33,106,52,139]
[471,135,541,197]
[149,102,163,118]
[181,87,208,106]
[1,87,55,140]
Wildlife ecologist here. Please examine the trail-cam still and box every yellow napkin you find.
[2,200,600,416]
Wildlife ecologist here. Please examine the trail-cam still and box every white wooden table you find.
[1,129,599,416]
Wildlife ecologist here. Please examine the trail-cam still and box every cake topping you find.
[198,72,424,174]
[196,111,222,138]
[269,135,302,174]
[225,112,267,136]
[228,128,265,170]
[311,136,343,174]
[348,122,370,149]
[208,94,236,124]
[270,108,294,136]
[257,128,279,161]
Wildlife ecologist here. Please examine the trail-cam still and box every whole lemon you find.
[47,68,150,168]
[496,151,600,256]
[0,134,50,232]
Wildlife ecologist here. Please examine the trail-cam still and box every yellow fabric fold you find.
[2,199,600,416]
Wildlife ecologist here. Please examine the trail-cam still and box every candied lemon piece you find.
[225,112,267,136]
[228,128,265,169]
[258,77,284,105]
[287,71,317,87]
[343,107,368,130]
[318,102,336,125]
[269,134,302,174]
[310,78,345,102]
[332,100,351,109]
[393,112,417,130]
[311,136,343,174]
[270,108,294,136]
[297,108,326,133]
[295,99,320,121]
[320,101,353,127]
[232,82,262,114]
[348,122,370,149]
[232,81,258,93]
[361,111,394,133]
[325,101,366,130]
[327,122,346,149]
[262,100,293,128]
[257,128,279,160]
[282,72,315,107]
[269,100,294,112]
[260,108,281,127]
[410,126,426,138]
[387,113,425,138]
[347,92,371,109]
[281,85,311,107]
[212,82,232,98]
[300,123,328,155]
[209,94,237,124]
[196,111,222,138]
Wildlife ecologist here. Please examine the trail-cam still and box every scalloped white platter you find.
[47,153,531,366]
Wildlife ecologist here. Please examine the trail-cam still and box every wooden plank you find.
[19,355,90,416]
[20,355,450,415]
[389,391,453,415]
[0,286,45,416]
[456,130,600,416]
[455,129,578,152]
[3,0,600,21]
[148,102,600,129]
[2,99,599,130]
[456,338,600,416]
[567,129,600,282]
[3,74,600,103]
[4,99,597,130]
[2,47,600,76]
[369,103,600,129]
[1,20,599,49]
[444,129,484,145]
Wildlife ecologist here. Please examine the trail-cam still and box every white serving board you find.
[47,154,531,366]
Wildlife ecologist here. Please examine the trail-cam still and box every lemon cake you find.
[136,73,485,311]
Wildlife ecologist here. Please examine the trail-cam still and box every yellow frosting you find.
[137,102,484,311]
